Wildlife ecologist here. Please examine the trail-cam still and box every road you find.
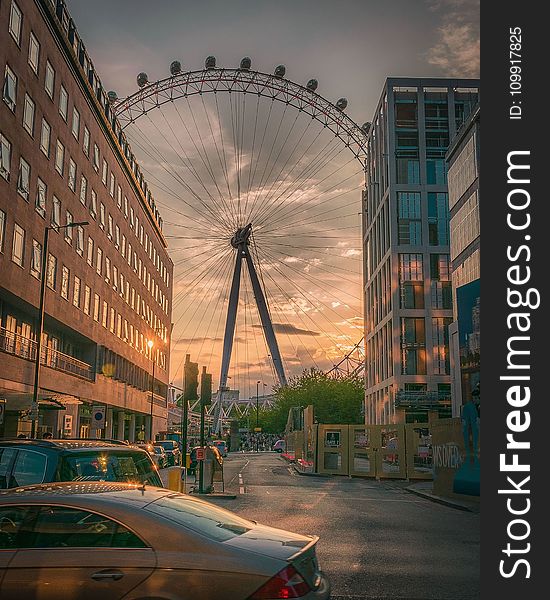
[164,452,479,600]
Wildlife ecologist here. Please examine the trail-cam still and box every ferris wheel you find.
[112,57,369,431]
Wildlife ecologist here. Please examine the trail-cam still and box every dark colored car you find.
[0,482,330,599]
[154,440,182,466]
[0,439,163,489]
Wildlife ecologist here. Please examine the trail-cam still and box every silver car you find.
[0,482,330,599]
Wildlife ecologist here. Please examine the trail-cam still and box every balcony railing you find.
[0,327,94,381]
[394,390,451,408]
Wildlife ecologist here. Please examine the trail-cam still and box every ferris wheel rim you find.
[113,67,368,165]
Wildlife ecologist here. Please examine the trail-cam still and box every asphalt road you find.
[177,452,480,600]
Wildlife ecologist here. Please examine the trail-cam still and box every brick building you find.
[0,0,173,439]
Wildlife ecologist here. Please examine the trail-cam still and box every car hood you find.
[223,523,315,561]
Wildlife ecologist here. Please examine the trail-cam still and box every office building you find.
[0,0,173,439]
[362,77,479,424]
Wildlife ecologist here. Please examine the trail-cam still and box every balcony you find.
[0,327,94,382]
[394,390,451,410]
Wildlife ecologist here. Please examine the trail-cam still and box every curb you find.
[405,486,478,512]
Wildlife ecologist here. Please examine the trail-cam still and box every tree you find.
[259,368,364,434]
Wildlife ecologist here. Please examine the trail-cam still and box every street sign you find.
[64,414,73,436]
[91,405,106,429]
[196,447,206,461]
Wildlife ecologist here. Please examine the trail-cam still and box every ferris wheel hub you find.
[230,223,253,248]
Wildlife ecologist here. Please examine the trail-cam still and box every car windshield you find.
[58,451,162,487]
[145,494,254,542]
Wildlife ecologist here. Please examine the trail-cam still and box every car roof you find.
[0,439,147,452]
[0,481,171,505]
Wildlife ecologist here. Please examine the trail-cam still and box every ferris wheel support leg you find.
[244,249,288,388]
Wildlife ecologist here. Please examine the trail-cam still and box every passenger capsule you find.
[336,97,348,111]
[170,61,182,75]
[274,65,286,77]
[136,72,148,87]
[306,79,318,92]
[361,122,371,133]
[107,90,118,104]
[205,56,216,69]
[240,57,252,70]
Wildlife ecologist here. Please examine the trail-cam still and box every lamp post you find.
[31,221,88,439]
[147,339,155,442]
[256,380,260,452]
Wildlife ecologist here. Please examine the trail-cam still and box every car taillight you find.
[249,565,311,599]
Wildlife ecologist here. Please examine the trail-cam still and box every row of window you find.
[1,215,167,369]
[400,317,451,375]
[3,15,170,291]
[397,192,450,246]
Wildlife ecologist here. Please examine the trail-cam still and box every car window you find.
[25,506,149,548]
[145,494,254,542]
[58,451,162,487]
[0,448,17,489]
[11,450,47,487]
[0,506,32,549]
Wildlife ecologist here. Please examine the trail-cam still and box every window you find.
[107,214,113,240]
[22,94,35,136]
[86,236,94,266]
[79,175,87,205]
[122,235,126,258]
[71,107,80,139]
[430,254,452,309]
[93,293,100,321]
[117,185,122,208]
[398,192,421,245]
[68,159,76,192]
[426,159,447,185]
[109,173,115,197]
[83,126,90,156]
[65,211,73,243]
[35,178,47,217]
[432,318,452,375]
[83,285,91,315]
[8,1,23,45]
[115,225,120,249]
[127,242,131,266]
[124,196,128,218]
[102,301,108,327]
[113,265,118,291]
[28,506,147,548]
[109,307,115,332]
[399,254,424,309]
[59,85,68,121]
[0,209,5,253]
[44,61,55,99]
[61,266,70,299]
[55,140,64,175]
[102,159,108,185]
[31,239,42,278]
[130,206,134,227]
[99,203,105,229]
[46,254,56,289]
[0,133,11,181]
[93,144,100,171]
[105,257,111,282]
[117,313,122,338]
[51,195,61,229]
[73,276,81,308]
[3,65,17,112]
[17,157,30,200]
[28,32,40,74]
[76,226,84,256]
[12,223,25,266]
[90,189,97,218]
[11,450,47,488]
[428,192,450,245]
[400,317,426,375]
[40,119,51,157]
[96,247,103,276]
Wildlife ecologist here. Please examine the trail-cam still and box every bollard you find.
[167,466,184,492]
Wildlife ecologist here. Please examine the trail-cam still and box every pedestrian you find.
[17,433,27,438]
[42,431,53,439]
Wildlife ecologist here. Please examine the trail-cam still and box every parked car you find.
[0,482,330,599]
[0,439,163,489]
[212,439,228,457]
[154,440,182,466]
[137,444,167,469]
[273,439,286,453]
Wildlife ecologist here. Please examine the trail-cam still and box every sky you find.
[66,0,480,398]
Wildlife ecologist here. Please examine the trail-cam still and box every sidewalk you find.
[405,481,480,513]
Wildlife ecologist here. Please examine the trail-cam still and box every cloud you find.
[253,323,320,336]
[426,0,480,77]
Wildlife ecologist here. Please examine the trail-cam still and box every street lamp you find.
[31,221,88,438]
[147,339,154,442]
[256,380,261,452]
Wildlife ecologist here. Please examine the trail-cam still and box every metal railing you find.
[0,327,94,381]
